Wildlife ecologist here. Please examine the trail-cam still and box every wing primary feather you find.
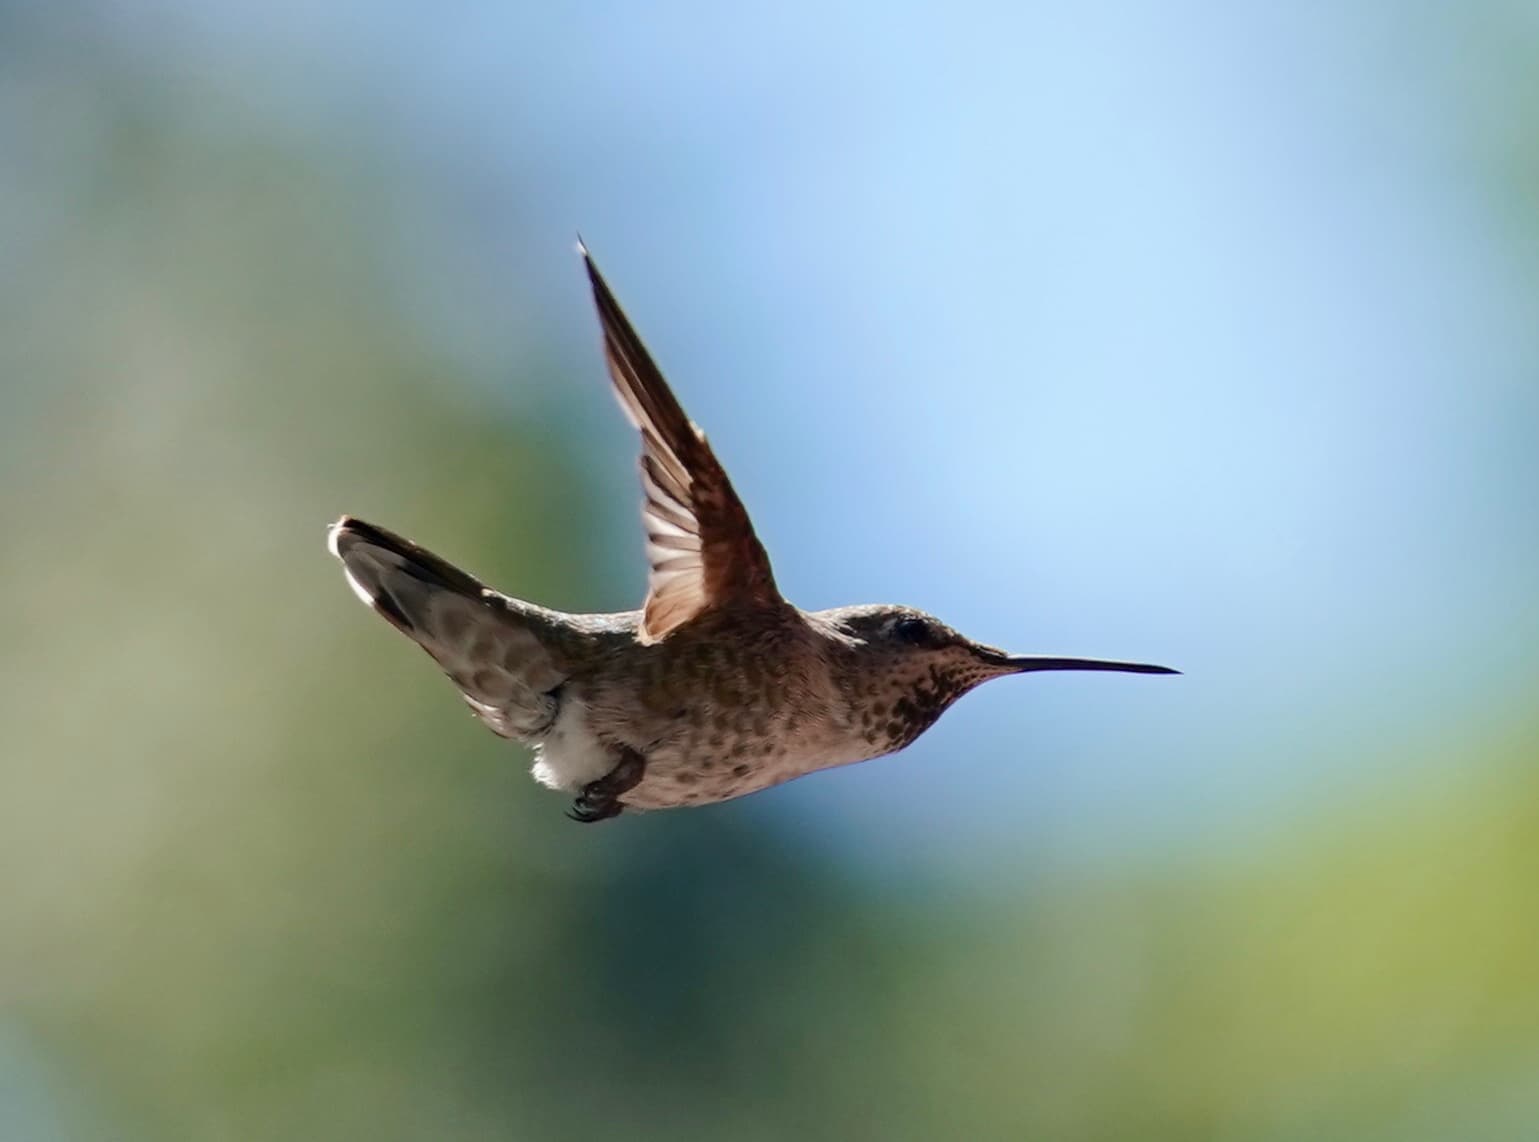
[579,245,781,640]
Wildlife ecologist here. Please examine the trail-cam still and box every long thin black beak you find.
[979,649,1180,675]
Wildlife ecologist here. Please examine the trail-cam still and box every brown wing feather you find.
[580,244,779,640]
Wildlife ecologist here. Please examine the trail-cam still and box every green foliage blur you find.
[3,10,1538,1142]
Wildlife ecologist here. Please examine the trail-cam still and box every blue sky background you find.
[8,2,1539,869]
[108,0,1539,871]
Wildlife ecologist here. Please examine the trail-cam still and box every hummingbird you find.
[328,243,1177,822]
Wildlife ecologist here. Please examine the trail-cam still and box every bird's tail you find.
[326,516,565,739]
[328,516,489,632]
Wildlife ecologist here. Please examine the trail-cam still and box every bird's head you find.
[821,604,1178,750]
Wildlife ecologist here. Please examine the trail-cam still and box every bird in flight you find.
[328,243,1177,822]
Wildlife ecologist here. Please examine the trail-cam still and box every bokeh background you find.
[5,2,1539,1138]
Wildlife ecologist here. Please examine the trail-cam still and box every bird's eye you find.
[893,617,933,645]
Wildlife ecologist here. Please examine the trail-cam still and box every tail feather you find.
[326,516,565,740]
[328,516,486,630]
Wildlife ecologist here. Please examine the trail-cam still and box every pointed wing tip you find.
[576,234,602,283]
[576,236,611,299]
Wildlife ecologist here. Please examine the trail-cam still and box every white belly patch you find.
[530,697,614,791]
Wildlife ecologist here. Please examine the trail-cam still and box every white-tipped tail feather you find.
[327,516,565,741]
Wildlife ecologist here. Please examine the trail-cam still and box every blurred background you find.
[4,2,1539,1138]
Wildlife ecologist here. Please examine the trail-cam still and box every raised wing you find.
[580,244,780,641]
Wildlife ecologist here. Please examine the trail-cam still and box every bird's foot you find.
[566,748,646,824]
